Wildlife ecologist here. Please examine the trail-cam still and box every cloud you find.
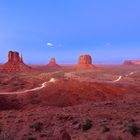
[46,42,63,48]
[47,42,53,47]
[105,43,111,46]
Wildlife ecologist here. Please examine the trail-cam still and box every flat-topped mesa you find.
[76,54,95,69]
[124,60,140,66]
[78,54,92,64]
[0,51,31,73]
[47,57,61,68]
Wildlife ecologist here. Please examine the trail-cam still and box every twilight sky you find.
[0,0,140,64]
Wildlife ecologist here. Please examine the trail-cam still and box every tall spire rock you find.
[20,53,23,63]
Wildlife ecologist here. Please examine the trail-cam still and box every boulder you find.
[76,54,95,69]
[0,51,31,72]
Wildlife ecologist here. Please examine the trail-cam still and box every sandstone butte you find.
[47,57,62,68]
[124,60,140,66]
[0,51,31,72]
[76,54,96,69]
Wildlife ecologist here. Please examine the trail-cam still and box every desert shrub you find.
[17,119,24,123]
[116,136,123,140]
[40,133,48,137]
[30,122,43,132]
[100,135,123,140]
[82,119,93,131]
[0,123,2,133]
[0,133,14,140]
[27,136,36,140]
[127,123,139,137]
[101,125,110,133]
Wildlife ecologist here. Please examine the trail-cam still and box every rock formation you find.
[124,60,140,66]
[8,51,23,63]
[0,51,31,72]
[47,57,61,68]
[76,54,95,69]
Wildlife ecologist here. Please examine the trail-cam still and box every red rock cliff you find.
[124,60,140,65]
[0,51,31,72]
[77,54,95,69]
[47,57,61,68]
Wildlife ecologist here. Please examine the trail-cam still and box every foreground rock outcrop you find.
[47,57,61,68]
[124,60,140,66]
[0,51,31,72]
[76,54,95,69]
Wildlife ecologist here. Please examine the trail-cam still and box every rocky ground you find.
[0,65,140,140]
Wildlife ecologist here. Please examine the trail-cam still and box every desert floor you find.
[0,65,140,140]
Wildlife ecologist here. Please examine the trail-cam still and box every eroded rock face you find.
[0,51,31,72]
[48,58,57,66]
[78,55,92,65]
[77,54,95,69]
[124,60,140,66]
[8,51,23,63]
[47,57,61,68]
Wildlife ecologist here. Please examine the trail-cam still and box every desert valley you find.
[1,1,140,140]
[0,51,139,140]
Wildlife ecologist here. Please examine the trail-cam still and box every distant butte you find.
[47,57,62,68]
[76,54,95,69]
[124,60,140,66]
[0,51,31,72]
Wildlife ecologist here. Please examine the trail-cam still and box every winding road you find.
[65,71,136,83]
[113,71,135,83]
[0,71,136,95]
[113,76,122,82]
[0,78,56,95]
